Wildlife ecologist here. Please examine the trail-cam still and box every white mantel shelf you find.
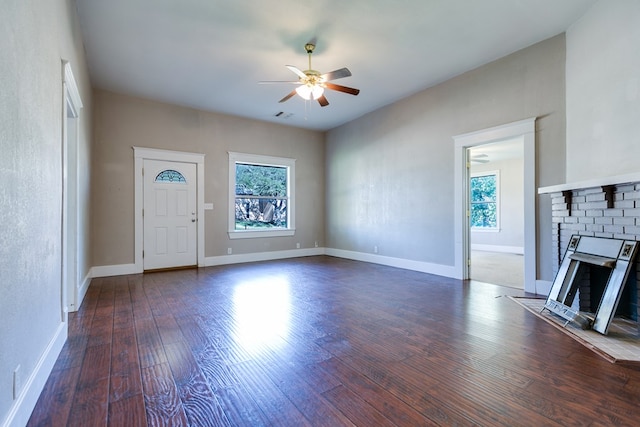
[538,172,640,194]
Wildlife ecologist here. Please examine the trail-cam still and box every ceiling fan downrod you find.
[305,43,315,72]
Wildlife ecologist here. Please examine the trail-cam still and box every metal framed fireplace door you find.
[543,235,638,335]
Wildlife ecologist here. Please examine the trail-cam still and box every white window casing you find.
[228,152,296,239]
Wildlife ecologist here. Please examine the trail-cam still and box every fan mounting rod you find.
[304,43,318,75]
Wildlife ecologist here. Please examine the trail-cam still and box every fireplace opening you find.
[620,269,638,321]
[578,263,638,322]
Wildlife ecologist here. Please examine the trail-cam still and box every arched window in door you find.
[155,169,186,183]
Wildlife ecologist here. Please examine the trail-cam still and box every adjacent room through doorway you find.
[468,138,524,289]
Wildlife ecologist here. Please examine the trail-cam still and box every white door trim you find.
[133,147,205,273]
[453,117,537,294]
[62,61,83,315]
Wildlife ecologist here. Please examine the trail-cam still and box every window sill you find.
[228,229,295,239]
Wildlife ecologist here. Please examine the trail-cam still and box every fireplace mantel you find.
[538,172,640,194]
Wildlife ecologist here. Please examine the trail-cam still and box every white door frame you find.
[62,61,83,315]
[453,118,537,294]
[133,147,205,273]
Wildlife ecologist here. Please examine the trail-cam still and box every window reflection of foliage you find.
[235,164,288,229]
[470,174,497,228]
[235,164,287,197]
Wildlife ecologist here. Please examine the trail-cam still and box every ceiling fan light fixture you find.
[295,84,324,100]
[264,42,359,107]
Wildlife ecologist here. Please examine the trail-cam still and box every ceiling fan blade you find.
[286,65,307,79]
[324,82,360,96]
[259,81,301,85]
[320,67,352,81]
[317,95,329,107]
[470,153,489,163]
[279,90,297,103]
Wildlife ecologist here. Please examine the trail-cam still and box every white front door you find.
[143,159,197,270]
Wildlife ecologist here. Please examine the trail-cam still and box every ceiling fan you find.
[260,43,360,107]
[470,153,490,164]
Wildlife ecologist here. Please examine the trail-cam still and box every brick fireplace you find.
[548,182,640,325]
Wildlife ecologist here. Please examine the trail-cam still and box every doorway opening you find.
[454,118,537,294]
[469,139,524,289]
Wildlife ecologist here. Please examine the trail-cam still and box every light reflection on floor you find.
[232,276,291,354]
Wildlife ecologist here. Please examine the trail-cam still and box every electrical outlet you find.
[374,245,378,254]
[13,365,21,400]
[227,248,232,255]
[296,243,300,249]
[315,241,318,248]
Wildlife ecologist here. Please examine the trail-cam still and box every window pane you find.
[229,152,295,238]
[155,169,186,183]
[236,164,287,197]
[470,202,497,228]
[470,175,496,202]
[235,198,288,230]
[470,173,497,228]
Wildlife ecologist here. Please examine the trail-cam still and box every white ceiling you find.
[470,137,524,165]
[75,0,597,131]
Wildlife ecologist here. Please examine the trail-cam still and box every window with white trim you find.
[228,152,295,239]
[470,171,499,230]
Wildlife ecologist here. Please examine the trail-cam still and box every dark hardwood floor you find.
[28,256,640,426]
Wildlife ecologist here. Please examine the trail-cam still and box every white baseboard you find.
[89,248,458,279]
[90,263,139,278]
[68,271,93,313]
[204,247,325,267]
[471,244,524,255]
[89,248,458,283]
[1,322,67,427]
[89,250,327,279]
[325,248,458,279]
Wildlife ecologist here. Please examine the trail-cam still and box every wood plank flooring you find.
[28,256,640,426]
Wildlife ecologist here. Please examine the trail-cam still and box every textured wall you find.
[326,35,566,279]
[0,0,92,424]
[566,1,640,181]
[91,90,325,266]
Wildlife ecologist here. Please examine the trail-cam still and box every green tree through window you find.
[228,152,296,239]
[470,173,497,228]
[235,163,288,230]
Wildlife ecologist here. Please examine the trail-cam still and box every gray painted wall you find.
[326,35,567,280]
[0,0,92,424]
[566,1,640,182]
[91,90,325,266]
